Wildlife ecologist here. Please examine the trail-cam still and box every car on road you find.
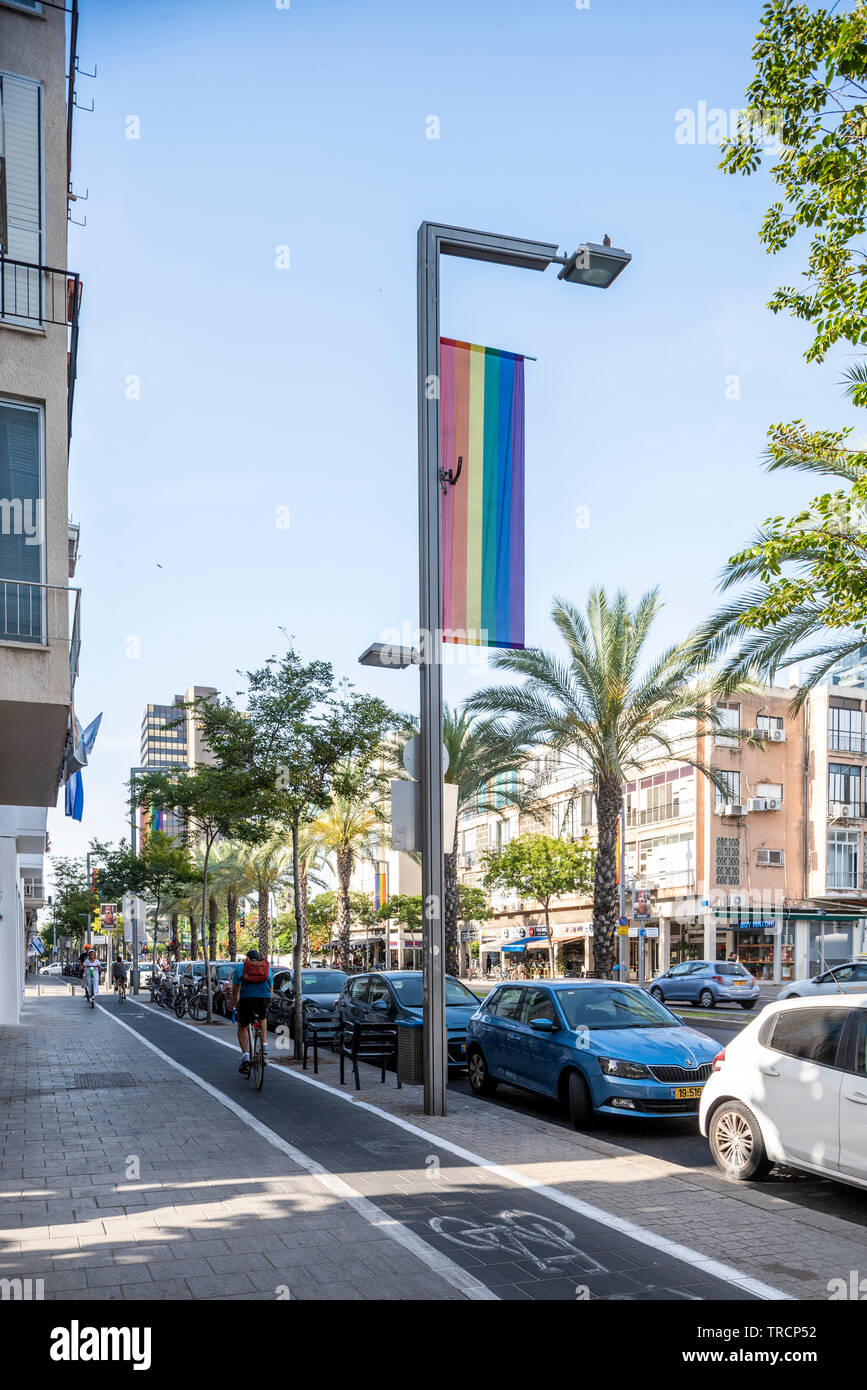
[38,962,62,976]
[778,958,867,1000]
[648,960,761,1010]
[267,968,347,1034]
[336,971,481,1069]
[466,980,720,1128]
[700,995,867,1189]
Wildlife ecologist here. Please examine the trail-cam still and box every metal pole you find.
[416,223,562,1115]
[418,223,447,1116]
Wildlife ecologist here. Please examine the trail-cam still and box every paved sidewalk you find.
[0,983,466,1301]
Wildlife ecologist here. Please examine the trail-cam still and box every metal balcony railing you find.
[829,730,865,755]
[0,579,81,692]
[828,801,866,820]
[0,257,83,440]
[626,803,686,828]
[826,871,867,891]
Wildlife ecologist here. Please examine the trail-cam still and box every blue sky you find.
[50,0,856,864]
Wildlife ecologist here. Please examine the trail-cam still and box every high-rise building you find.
[0,0,85,1024]
[132,685,216,848]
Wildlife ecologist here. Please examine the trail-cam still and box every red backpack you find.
[242,956,269,984]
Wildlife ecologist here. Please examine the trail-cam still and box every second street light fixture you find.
[414,222,631,1119]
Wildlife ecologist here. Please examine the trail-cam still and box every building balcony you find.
[22,877,45,907]
[0,580,82,805]
[0,256,82,439]
[829,731,865,755]
[825,872,867,893]
[626,803,688,828]
[828,801,866,821]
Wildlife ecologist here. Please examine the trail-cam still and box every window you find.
[715,702,740,748]
[827,830,860,890]
[367,977,392,1008]
[491,817,511,851]
[853,1013,867,1077]
[829,702,863,755]
[348,977,369,1003]
[715,835,740,886]
[0,72,42,318]
[829,763,862,813]
[490,985,524,1021]
[522,988,559,1026]
[757,848,784,867]
[767,1008,848,1068]
[492,771,518,808]
[715,770,741,810]
[0,400,43,641]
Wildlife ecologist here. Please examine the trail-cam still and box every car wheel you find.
[740,1000,757,1011]
[786,992,801,999]
[698,989,715,1009]
[566,1070,596,1130]
[708,1100,772,1181]
[650,987,664,1002]
[467,1046,497,1096]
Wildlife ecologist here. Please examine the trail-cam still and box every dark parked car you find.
[267,968,348,1033]
[336,970,481,1069]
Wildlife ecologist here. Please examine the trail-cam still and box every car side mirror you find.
[529,1017,557,1032]
[372,998,389,1011]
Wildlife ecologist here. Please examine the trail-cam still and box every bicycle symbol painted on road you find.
[428,1210,609,1275]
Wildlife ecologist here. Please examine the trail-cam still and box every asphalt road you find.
[449,1006,867,1229]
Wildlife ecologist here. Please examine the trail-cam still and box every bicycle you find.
[186,978,212,1022]
[115,976,127,1005]
[174,976,195,1019]
[233,1008,266,1091]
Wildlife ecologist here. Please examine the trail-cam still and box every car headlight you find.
[598,1057,651,1080]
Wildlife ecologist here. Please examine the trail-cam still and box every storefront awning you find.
[502,939,549,952]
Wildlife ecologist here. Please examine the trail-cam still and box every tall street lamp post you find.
[416,223,631,1117]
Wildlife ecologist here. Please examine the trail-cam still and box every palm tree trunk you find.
[336,847,352,974]
[544,898,555,978]
[170,913,179,961]
[594,775,620,978]
[208,894,218,961]
[190,914,199,960]
[299,862,309,966]
[444,823,460,976]
[227,890,238,960]
[257,877,270,958]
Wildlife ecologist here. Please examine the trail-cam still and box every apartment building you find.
[130,686,217,850]
[0,0,83,1024]
[454,682,867,985]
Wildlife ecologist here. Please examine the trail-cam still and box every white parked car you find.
[778,958,867,999]
[700,995,867,1189]
[38,962,62,976]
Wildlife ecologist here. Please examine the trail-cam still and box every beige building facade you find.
[0,0,82,1023]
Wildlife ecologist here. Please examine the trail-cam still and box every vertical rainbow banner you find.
[440,338,525,649]
[374,868,388,913]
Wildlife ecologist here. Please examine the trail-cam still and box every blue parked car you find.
[648,960,761,1011]
[466,980,719,1128]
[336,971,482,1069]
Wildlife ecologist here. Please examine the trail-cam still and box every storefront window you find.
[809,923,855,976]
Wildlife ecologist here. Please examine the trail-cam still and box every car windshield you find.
[299,972,345,992]
[388,976,479,1008]
[215,964,235,980]
[556,986,678,1030]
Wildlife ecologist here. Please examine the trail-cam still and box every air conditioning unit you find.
[751,727,769,741]
[764,797,782,811]
[769,729,786,743]
[842,804,859,819]
[745,798,767,812]
[757,848,784,866]
[723,802,747,816]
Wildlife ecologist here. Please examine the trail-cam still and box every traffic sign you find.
[618,916,628,928]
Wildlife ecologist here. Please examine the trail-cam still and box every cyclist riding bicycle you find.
[82,950,100,1006]
[112,957,128,996]
[232,949,273,1075]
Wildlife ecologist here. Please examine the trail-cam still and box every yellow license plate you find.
[674,1086,704,1100]
[732,980,747,986]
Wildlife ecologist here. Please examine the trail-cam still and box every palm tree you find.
[702,375,867,706]
[466,588,737,977]
[311,768,386,973]
[440,706,531,976]
[207,842,254,960]
[294,825,326,966]
[240,836,292,959]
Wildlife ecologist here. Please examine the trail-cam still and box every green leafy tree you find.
[311,766,388,974]
[483,833,594,976]
[96,832,196,980]
[377,894,424,932]
[467,589,745,976]
[720,1,867,365]
[49,857,90,950]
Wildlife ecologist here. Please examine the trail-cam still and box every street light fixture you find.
[357,642,420,670]
[414,222,630,1117]
[557,241,632,289]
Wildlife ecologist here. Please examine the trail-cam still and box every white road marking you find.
[96,1003,497,1302]
[111,1000,792,1301]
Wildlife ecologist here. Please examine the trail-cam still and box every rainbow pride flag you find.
[374,868,387,913]
[440,338,525,649]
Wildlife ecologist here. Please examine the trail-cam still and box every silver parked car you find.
[778,958,867,999]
